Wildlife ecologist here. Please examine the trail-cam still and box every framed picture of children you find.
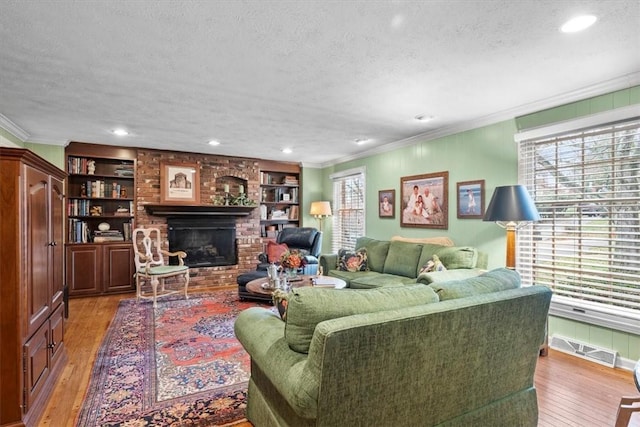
[400,171,448,229]
[378,189,395,218]
[456,180,485,219]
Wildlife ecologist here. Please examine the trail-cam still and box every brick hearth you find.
[135,149,264,288]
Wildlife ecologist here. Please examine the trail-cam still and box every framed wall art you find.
[456,179,485,219]
[160,161,200,204]
[378,189,395,218]
[400,171,448,229]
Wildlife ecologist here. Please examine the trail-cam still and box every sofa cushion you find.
[383,240,423,278]
[266,241,289,263]
[355,237,390,272]
[350,274,415,289]
[428,268,521,301]
[284,285,439,353]
[338,248,368,272]
[328,269,380,285]
[434,246,479,269]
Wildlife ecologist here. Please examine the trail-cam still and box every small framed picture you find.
[378,189,395,218]
[457,180,485,219]
[400,172,448,229]
[160,162,200,204]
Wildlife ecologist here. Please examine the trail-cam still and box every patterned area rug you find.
[77,291,260,426]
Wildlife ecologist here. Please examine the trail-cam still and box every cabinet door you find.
[25,166,51,338]
[49,304,65,369]
[23,321,50,413]
[103,244,135,292]
[66,245,102,296]
[50,176,65,309]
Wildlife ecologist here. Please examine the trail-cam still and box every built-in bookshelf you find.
[65,142,137,296]
[66,156,135,243]
[258,161,301,238]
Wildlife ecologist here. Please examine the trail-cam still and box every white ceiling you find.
[1,1,639,167]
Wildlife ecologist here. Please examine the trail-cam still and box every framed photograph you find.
[400,171,448,229]
[378,189,395,218]
[457,180,485,219]
[160,162,200,204]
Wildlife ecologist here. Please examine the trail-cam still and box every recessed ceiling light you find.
[112,128,129,136]
[561,15,597,33]
[208,140,220,146]
[282,148,292,154]
[354,138,370,145]
[415,114,435,122]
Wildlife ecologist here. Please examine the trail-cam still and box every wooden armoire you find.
[0,148,67,427]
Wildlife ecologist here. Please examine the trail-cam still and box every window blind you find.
[518,117,640,330]
[331,169,365,252]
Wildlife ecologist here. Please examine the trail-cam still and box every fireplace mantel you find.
[144,204,256,216]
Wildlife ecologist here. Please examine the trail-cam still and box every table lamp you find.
[309,201,332,232]
[483,185,540,269]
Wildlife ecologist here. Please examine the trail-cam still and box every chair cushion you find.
[278,228,318,249]
[383,240,423,278]
[284,284,439,353]
[267,241,289,263]
[139,265,189,275]
[428,268,521,301]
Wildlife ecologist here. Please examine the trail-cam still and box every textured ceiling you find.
[1,1,639,166]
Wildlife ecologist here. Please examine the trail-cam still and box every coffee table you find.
[245,275,347,297]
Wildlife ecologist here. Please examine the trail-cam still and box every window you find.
[330,167,365,252]
[517,111,640,334]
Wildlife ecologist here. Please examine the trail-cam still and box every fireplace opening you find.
[167,217,237,267]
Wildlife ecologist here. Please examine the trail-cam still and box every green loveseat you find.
[234,268,552,427]
[318,236,489,288]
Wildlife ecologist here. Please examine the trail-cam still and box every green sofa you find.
[318,236,489,288]
[234,268,552,427]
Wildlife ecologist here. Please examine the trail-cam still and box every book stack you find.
[114,164,134,177]
[283,175,298,185]
[93,230,124,243]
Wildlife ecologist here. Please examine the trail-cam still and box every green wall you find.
[315,85,640,362]
[319,119,519,270]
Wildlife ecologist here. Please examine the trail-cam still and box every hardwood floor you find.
[41,292,638,426]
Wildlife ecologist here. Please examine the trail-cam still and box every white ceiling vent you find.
[550,335,617,368]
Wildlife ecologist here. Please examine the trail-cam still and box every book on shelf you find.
[93,236,125,242]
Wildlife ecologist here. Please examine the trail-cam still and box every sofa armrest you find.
[319,253,338,275]
[234,308,317,417]
[416,268,485,285]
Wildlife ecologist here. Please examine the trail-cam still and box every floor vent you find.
[550,335,617,368]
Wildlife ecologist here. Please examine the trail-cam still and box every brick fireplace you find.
[135,149,264,288]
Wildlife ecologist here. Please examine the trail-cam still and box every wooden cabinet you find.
[65,142,137,297]
[0,148,67,427]
[258,160,301,238]
[66,243,135,295]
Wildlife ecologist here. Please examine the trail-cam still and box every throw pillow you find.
[285,284,440,353]
[338,248,368,272]
[267,241,289,263]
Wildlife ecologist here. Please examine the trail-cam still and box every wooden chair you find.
[615,359,640,426]
[133,227,189,307]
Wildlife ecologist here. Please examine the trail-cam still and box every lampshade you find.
[310,201,332,217]
[483,185,540,223]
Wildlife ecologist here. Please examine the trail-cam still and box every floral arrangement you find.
[280,249,306,270]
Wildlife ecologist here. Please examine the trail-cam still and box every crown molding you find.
[25,137,70,146]
[0,113,29,141]
[323,72,640,168]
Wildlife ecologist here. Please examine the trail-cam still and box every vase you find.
[285,268,298,278]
